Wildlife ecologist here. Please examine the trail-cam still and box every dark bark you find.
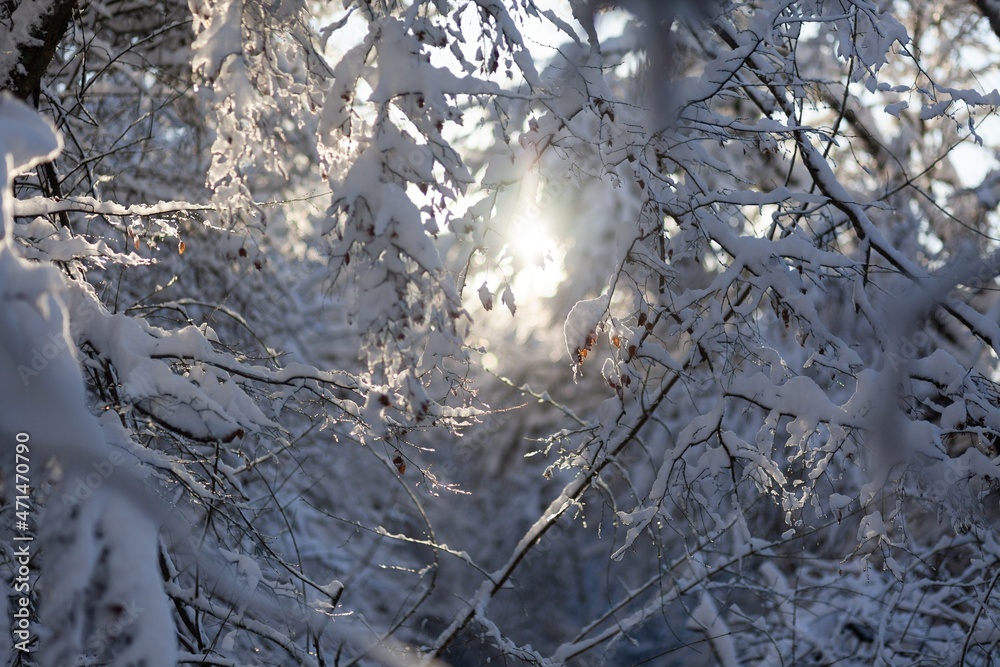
[6,0,77,101]
[975,0,1000,40]
[2,0,78,230]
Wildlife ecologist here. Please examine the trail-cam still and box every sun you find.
[506,216,565,298]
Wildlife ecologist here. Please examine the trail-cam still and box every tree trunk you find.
[975,0,1000,40]
[2,0,77,100]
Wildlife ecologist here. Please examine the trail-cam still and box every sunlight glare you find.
[506,217,564,299]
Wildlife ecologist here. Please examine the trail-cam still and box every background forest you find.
[4,0,1000,665]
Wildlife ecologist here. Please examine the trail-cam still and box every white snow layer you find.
[0,94,177,666]
[564,293,610,361]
